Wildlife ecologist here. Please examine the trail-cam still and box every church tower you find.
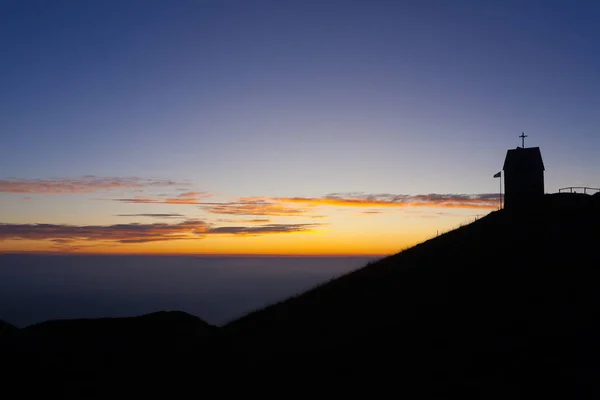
[502,133,545,211]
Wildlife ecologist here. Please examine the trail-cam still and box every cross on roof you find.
[519,132,528,148]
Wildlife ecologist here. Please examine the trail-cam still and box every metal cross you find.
[519,132,527,148]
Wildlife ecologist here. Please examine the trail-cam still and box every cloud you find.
[207,223,322,236]
[111,191,211,205]
[253,193,501,210]
[216,218,272,223]
[0,220,323,247]
[200,192,497,217]
[0,220,209,244]
[115,213,187,219]
[201,199,310,216]
[0,176,187,194]
[49,238,74,244]
[357,210,384,215]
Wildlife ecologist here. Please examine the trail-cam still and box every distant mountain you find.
[23,310,216,338]
[2,311,220,396]
[2,193,600,397]
[19,310,217,353]
[0,320,19,342]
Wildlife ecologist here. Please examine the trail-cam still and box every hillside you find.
[21,310,217,347]
[218,193,600,396]
[1,311,221,396]
[0,320,19,342]
[2,193,600,397]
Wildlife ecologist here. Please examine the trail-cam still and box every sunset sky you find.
[1,0,599,255]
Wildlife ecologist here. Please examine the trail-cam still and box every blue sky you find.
[1,0,599,254]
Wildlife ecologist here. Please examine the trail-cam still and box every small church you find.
[502,133,545,211]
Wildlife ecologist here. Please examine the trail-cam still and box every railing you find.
[558,187,600,195]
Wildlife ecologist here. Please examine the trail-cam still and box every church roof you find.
[502,147,545,172]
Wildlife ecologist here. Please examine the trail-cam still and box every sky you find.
[1,0,599,255]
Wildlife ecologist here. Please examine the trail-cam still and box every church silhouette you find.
[501,133,545,211]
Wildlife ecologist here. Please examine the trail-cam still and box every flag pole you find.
[499,174,502,210]
[493,171,502,209]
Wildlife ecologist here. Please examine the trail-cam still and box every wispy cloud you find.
[111,191,211,205]
[248,193,500,210]
[0,219,323,248]
[207,223,322,236]
[0,220,208,244]
[216,218,272,223]
[0,176,187,194]
[115,213,187,219]
[357,210,384,215]
[201,199,310,216]
[199,192,497,217]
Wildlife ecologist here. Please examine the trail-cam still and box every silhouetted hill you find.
[218,193,600,396]
[0,320,19,342]
[21,310,216,349]
[2,193,600,397]
[2,311,220,396]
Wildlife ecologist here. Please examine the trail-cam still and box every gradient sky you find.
[1,0,599,255]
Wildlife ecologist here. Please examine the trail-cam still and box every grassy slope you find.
[218,193,600,395]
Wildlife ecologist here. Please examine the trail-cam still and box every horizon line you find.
[0,251,389,258]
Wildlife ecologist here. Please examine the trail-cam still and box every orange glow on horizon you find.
[0,229,428,257]
[242,196,499,210]
[0,204,488,256]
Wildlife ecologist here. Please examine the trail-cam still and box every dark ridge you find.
[21,310,217,348]
[0,320,20,343]
[217,193,600,396]
[224,193,600,338]
[3,311,220,395]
